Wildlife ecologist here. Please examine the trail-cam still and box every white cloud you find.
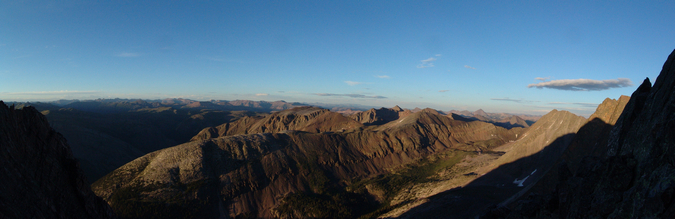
[376,75,390,79]
[417,57,437,68]
[464,65,476,69]
[528,78,633,91]
[435,54,442,57]
[421,57,437,62]
[116,52,140,57]
[255,93,269,96]
[344,81,363,86]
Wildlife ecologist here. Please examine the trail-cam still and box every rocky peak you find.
[392,105,403,111]
[349,106,410,125]
[588,95,630,124]
[473,109,489,117]
[486,49,675,218]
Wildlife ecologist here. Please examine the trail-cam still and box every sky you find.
[2,1,674,117]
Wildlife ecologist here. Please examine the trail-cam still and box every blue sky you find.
[1,1,674,116]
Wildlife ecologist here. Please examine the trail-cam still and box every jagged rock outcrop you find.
[93,109,520,218]
[559,95,630,173]
[487,49,675,218]
[0,102,114,218]
[190,106,363,141]
[349,106,412,125]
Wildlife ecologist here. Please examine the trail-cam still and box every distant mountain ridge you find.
[45,98,308,113]
[190,106,364,141]
[450,109,541,123]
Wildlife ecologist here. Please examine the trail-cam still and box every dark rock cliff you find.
[0,102,114,218]
[486,49,675,218]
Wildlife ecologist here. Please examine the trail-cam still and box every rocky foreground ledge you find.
[0,102,114,219]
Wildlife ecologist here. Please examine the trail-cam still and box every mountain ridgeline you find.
[93,106,526,218]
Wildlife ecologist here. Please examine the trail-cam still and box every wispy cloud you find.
[421,57,437,62]
[2,90,101,95]
[548,102,598,107]
[313,93,387,99]
[116,52,140,57]
[375,75,390,79]
[535,77,551,82]
[255,93,269,96]
[464,65,476,69]
[435,54,442,57]
[439,90,449,92]
[528,78,633,91]
[491,97,538,103]
[417,57,437,68]
[344,81,363,86]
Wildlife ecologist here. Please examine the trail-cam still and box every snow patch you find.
[512,169,538,187]
[513,176,529,187]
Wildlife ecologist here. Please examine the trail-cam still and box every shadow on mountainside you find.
[390,117,612,219]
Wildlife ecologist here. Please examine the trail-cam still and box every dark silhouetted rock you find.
[493,49,675,218]
[0,101,114,219]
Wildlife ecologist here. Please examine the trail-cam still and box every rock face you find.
[0,102,114,218]
[349,106,412,125]
[93,108,521,218]
[487,49,675,218]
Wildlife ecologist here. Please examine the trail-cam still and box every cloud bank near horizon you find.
[490,97,538,103]
[528,78,632,91]
[313,93,387,99]
[2,90,101,95]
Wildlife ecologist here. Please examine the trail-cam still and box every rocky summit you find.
[0,102,114,219]
[485,49,675,218]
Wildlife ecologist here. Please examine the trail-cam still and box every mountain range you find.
[11,99,537,183]
[2,50,674,218]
